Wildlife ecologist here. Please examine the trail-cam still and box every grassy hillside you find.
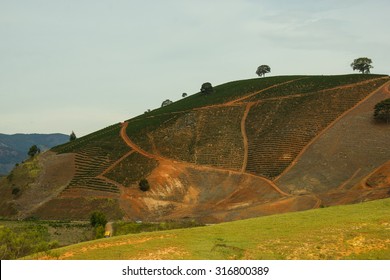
[31,198,390,260]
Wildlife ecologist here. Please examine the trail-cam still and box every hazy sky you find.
[1,0,389,136]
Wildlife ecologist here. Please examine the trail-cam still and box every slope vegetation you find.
[0,74,389,222]
[31,198,390,260]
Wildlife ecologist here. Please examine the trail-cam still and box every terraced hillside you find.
[0,74,389,222]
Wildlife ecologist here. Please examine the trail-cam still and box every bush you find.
[0,225,59,259]
[28,145,40,158]
[139,179,150,192]
[200,82,213,95]
[90,211,107,228]
[69,131,77,141]
[11,187,20,196]
[94,225,105,239]
[374,98,390,123]
[161,99,173,107]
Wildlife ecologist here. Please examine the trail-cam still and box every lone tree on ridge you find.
[256,65,271,77]
[351,57,373,74]
[27,145,40,158]
[200,82,213,95]
[69,131,76,141]
[161,99,173,107]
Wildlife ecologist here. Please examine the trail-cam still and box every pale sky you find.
[1,0,389,136]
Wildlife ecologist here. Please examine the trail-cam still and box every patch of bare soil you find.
[135,247,189,260]
[116,159,313,223]
[31,196,123,220]
[363,161,390,189]
[276,82,390,204]
[0,151,75,218]
[58,234,174,260]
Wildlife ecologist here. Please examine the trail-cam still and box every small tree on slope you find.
[374,98,390,124]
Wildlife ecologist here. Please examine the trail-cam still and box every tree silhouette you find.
[27,145,40,158]
[374,98,390,123]
[256,65,271,77]
[69,131,76,141]
[200,82,213,94]
[351,57,373,74]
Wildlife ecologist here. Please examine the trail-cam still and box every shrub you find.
[139,179,150,192]
[28,145,40,158]
[11,187,20,196]
[161,99,173,107]
[94,225,105,239]
[90,211,107,228]
[374,98,390,123]
[200,82,213,95]
[69,131,77,141]
[0,225,59,259]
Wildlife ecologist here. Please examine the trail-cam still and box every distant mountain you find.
[0,133,69,175]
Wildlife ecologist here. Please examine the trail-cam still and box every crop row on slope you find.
[52,123,122,154]
[246,74,387,102]
[192,106,245,169]
[105,152,159,187]
[56,125,130,194]
[126,113,184,155]
[131,106,246,170]
[66,151,119,193]
[245,79,389,179]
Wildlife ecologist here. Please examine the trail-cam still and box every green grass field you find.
[30,198,390,260]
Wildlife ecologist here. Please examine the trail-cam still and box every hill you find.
[0,133,69,175]
[0,74,389,222]
[30,197,390,260]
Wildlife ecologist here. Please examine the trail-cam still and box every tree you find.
[200,82,213,95]
[69,131,76,141]
[27,145,40,158]
[11,187,20,196]
[374,98,390,123]
[90,211,107,228]
[256,65,271,77]
[182,92,187,98]
[139,178,150,192]
[351,57,373,74]
[161,99,173,107]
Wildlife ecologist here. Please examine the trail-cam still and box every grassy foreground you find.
[30,198,390,260]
